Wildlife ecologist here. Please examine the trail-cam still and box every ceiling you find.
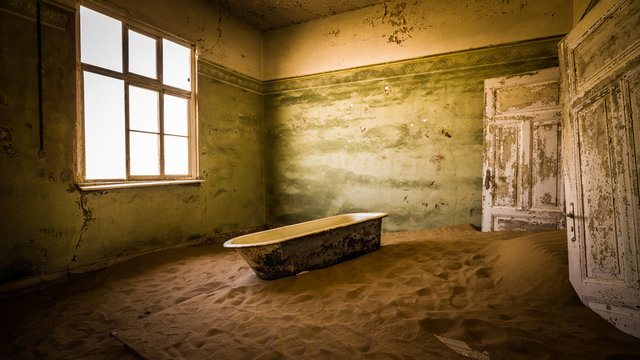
[211,0,387,31]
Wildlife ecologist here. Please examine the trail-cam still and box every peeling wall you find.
[0,0,265,284]
[262,0,571,79]
[264,38,560,231]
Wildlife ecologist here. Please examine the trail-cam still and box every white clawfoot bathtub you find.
[224,212,388,280]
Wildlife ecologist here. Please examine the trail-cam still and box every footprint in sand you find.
[449,285,469,309]
[445,261,462,270]
[416,288,432,297]
[226,286,248,306]
[205,327,223,337]
[345,285,367,300]
[475,268,492,279]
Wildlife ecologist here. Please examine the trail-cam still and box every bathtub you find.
[224,212,388,280]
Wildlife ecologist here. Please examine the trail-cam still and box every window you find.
[79,5,197,184]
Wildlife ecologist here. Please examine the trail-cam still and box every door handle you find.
[485,169,492,190]
[564,202,576,242]
[561,211,574,218]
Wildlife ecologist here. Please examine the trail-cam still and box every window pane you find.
[130,132,160,176]
[164,95,188,136]
[129,30,156,78]
[163,39,191,90]
[83,71,125,179]
[129,86,159,132]
[164,135,189,175]
[80,6,122,72]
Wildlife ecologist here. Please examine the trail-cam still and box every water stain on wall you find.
[265,38,559,231]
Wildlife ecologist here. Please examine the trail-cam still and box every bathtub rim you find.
[223,212,388,249]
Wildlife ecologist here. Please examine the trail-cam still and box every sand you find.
[1,224,639,359]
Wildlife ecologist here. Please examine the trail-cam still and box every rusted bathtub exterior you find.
[223,212,388,280]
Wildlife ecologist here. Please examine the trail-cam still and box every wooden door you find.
[559,0,640,338]
[482,68,565,231]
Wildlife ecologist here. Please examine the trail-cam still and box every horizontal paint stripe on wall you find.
[198,36,562,94]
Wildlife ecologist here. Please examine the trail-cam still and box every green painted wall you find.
[0,4,265,283]
[264,38,560,231]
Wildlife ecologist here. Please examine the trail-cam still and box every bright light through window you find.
[79,5,195,182]
[164,95,188,136]
[129,30,157,79]
[83,71,125,180]
[129,86,159,132]
[163,39,191,91]
[80,7,122,72]
[130,132,160,176]
[165,135,189,175]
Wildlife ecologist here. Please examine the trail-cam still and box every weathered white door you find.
[482,68,565,231]
[559,0,640,338]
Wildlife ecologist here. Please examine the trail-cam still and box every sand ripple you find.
[1,225,639,359]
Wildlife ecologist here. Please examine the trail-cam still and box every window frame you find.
[76,2,199,187]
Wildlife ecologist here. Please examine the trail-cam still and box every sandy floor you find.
[1,224,639,359]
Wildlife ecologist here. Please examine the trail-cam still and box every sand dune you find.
[1,224,639,359]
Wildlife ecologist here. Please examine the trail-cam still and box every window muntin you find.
[79,5,196,182]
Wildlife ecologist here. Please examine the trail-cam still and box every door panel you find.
[573,2,640,88]
[560,0,640,338]
[492,124,520,208]
[482,68,564,231]
[624,70,640,218]
[575,93,622,280]
[496,82,559,113]
[531,122,561,209]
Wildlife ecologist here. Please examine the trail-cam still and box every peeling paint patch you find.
[327,29,340,37]
[430,154,446,171]
[3,143,18,157]
[0,126,13,141]
[381,2,413,45]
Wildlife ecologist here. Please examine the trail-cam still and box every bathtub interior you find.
[225,212,387,247]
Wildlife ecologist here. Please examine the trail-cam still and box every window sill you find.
[78,179,204,191]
